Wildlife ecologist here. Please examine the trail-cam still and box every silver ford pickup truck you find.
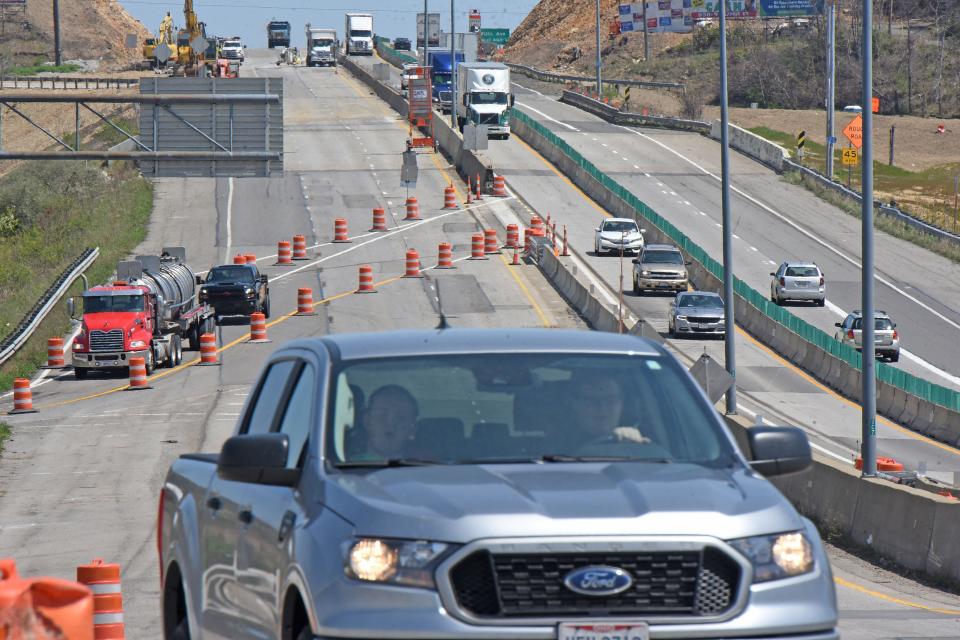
[158,329,838,640]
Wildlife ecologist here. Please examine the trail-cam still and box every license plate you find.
[558,622,649,640]
[657,283,670,288]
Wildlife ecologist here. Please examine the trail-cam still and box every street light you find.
[719,0,737,414]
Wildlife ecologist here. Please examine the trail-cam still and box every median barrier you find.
[559,91,711,134]
[709,120,790,172]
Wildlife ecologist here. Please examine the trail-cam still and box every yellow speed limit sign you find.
[841,148,859,165]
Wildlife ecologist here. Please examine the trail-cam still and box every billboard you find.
[618,2,694,34]
[0,0,27,4]
[689,0,824,18]
[417,12,441,48]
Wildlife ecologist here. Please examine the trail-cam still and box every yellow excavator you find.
[141,11,178,69]
[174,0,214,76]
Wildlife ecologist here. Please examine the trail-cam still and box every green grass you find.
[4,63,81,76]
[783,170,960,265]
[750,125,960,233]
[91,117,139,147]
[0,422,9,456]
[0,161,153,392]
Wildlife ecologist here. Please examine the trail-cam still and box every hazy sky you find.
[118,0,539,48]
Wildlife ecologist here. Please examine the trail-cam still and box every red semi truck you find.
[69,247,216,379]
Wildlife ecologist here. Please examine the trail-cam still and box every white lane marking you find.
[669,191,677,196]
[512,82,545,97]
[698,211,707,216]
[733,234,741,240]
[683,200,692,206]
[738,406,853,466]
[634,165,641,170]
[271,197,517,282]
[614,123,960,341]
[611,150,618,154]
[656,182,664,187]
[714,223,722,228]
[516,102,580,132]
[750,246,759,252]
[601,143,608,148]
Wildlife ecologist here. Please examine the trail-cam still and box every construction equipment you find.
[140,11,178,70]
[174,0,213,76]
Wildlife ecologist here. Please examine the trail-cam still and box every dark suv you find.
[199,263,270,323]
[394,37,412,50]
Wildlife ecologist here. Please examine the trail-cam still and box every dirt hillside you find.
[3,0,149,71]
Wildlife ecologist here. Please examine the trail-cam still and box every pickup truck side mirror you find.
[640,228,647,233]
[746,426,811,477]
[631,258,640,264]
[217,433,299,486]
[769,272,776,277]
[509,94,515,106]
[260,274,268,284]
[684,260,692,266]
[66,297,75,318]
[834,322,842,328]
[195,275,204,285]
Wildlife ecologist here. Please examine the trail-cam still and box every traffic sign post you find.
[796,130,805,161]
[841,148,858,165]
[842,114,863,149]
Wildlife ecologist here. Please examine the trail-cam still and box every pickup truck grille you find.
[648,271,681,279]
[449,548,738,618]
[89,329,124,352]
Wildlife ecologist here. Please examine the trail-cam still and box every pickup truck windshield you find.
[83,294,144,313]
[329,353,730,467]
[643,250,684,264]
[206,265,254,283]
[471,91,508,105]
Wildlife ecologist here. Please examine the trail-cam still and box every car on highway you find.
[158,328,836,640]
[400,63,420,90]
[593,217,646,255]
[842,104,862,113]
[199,263,270,323]
[835,310,901,362]
[668,291,726,339]
[221,37,245,62]
[632,244,689,295]
[770,261,825,306]
[393,36,412,51]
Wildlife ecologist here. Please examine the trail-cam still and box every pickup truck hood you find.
[202,282,251,295]
[325,463,800,542]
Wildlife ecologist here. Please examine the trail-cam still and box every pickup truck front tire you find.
[262,296,271,319]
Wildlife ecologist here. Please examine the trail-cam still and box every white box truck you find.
[306,25,337,66]
[344,13,373,55]
[457,62,513,139]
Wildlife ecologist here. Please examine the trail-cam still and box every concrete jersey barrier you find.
[560,90,711,134]
[709,120,790,172]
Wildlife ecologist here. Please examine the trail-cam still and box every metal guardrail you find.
[506,62,685,92]
[559,90,710,134]
[784,159,960,247]
[0,75,139,90]
[0,247,99,367]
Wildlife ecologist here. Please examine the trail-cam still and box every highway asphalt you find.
[0,50,957,638]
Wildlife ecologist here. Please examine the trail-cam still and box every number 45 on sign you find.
[842,148,859,165]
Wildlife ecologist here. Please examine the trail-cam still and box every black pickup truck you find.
[199,263,270,323]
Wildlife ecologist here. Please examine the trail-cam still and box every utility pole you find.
[643,0,650,61]
[53,0,62,66]
[861,0,877,477]
[719,0,737,415]
[422,0,428,66]
[825,0,836,180]
[595,0,602,97]
[450,0,456,130]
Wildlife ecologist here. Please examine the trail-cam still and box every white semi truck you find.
[305,25,337,66]
[456,62,513,139]
[344,12,373,55]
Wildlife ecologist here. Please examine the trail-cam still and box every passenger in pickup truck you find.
[569,374,651,448]
[359,384,420,459]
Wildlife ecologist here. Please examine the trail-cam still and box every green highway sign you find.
[480,28,510,45]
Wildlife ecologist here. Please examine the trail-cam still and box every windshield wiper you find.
[335,458,443,468]
[455,455,673,464]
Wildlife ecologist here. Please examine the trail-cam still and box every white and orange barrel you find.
[443,185,458,209]
[333,218,350,243]
[474,173,483,200]
[530,215,544,234]
[492,174,508,197]
[436,242,455,269]
[404,249,422,278]
[470,233,487,260]
[10,378,35,414]
[46,337,65,368]
[249,312,270,343]
[404,197,421,220]
[232,254,246,265]
[276,240,292,265]
[292,234,308,260]
[76,558,125,640]
[484,229,500,255]
[198,333,218,365]
[505,224,519,249]
[561,225,571,256]
[297,288,315,315]
[371,207,387,231]
[127,357,149,390]
[244,253,257,265]
[466,177,473,204]
[357,265,375,292]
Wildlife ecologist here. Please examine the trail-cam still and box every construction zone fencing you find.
[0,247,99,367]
[0,75,139,90]
[509,106,960,445]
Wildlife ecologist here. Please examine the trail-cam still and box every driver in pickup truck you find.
[360,384,420,460]
[569,373,650,447]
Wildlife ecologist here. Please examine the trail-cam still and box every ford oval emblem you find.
[482,73,495,85]
[563,566,633,596]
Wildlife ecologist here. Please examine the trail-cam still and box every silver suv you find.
[632,244,689,295]
[159,329,837,640]
[834,310,900,362]
[770,261,825,306]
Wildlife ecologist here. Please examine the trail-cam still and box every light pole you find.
[618,229,626,333]
[825,0,836,180]
[719,0,737,414]
[450,0,456,130]
[595,0,602,98]
[422,0,428,67]
[860,0,877,477]
[53,0,62,66]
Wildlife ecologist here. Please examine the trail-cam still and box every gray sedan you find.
[669,291,726,338]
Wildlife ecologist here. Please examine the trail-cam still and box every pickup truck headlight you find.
[129,340,147,349]
[641,270,651,276]
[346,538,451,588]
[244,287,255,298]
[730,531,814,582]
